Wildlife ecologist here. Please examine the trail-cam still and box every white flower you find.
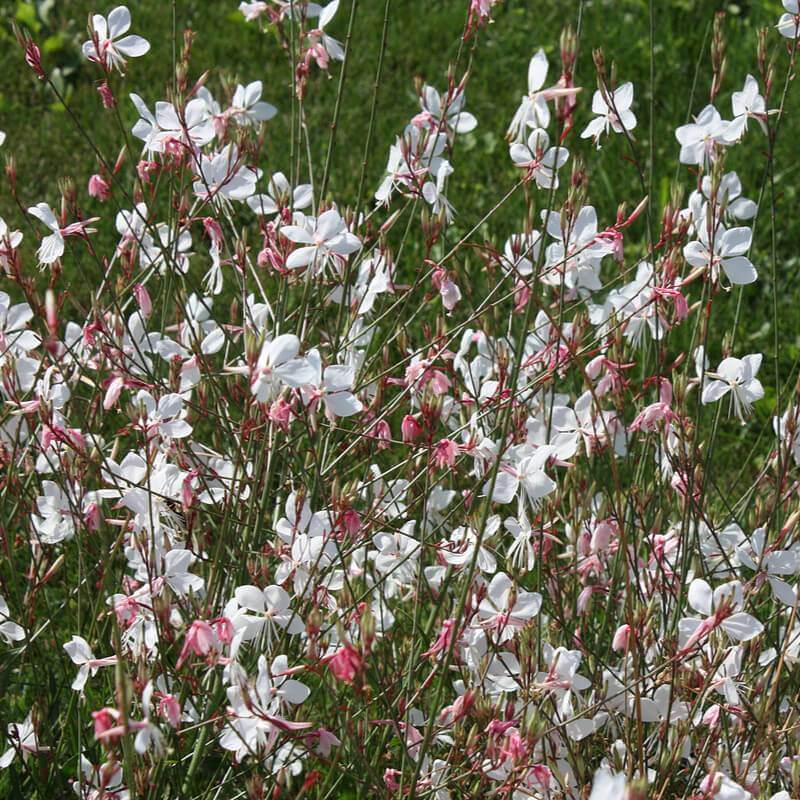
[247,172,313,217]
[679,579,763,650]
[420,85,477,135]
[0,597,24,645]
[684,224,757,286]
[727,74,766,141]
[82,6,150,72]
[135,391,193,440]
[488,445,557,507]
[230,584,305,641]
[507,49,551,141]
[250,334,317,403]
[701,354,764,422]
[302,350,363,418]
[230,81,277,126]
[581,82,636,147]
[281,209,361,275]
[778,0,800,38]
[509,128,569,189]
[27,203,63,265]
[63,636,116,692]
[31,481,76,544]
[736,527,797,606]
[675,104,729,166]
[477,572,542,642]
[239,1,268,21]
[0,716,45,769]
[589,768,626,800]
[194,144,259,203]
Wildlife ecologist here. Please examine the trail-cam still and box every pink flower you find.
[88,174,111,201]
[612,624,631,652]
[401,414,423,443]
[328,644,363,685]
[432,438,459,469]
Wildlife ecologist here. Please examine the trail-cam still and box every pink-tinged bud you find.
[136,160,158,183]
[328,644,363,685]
[159,695,182,729]
[88,174,111,201]
[401,414,423,443]
[530,765,553,790]
[370,420,391,450]
[103,376,125,411]
[211,616,234,645]
[432,438,459,469]
[133,283,152,317]
[203,217,223,246]
[383,769,401,792]
[91,708,119,740]
[25,41,45,80]
[591,520,615,552]
[612,624,631,652]
[439,276,461,311]
[269,397,292,431]
[97,80,116,108]
[181,472,196,510]
[702,704,721,728]
[422,618,456,659]
[177,620,218,667]
[342,508,361,536]
[45,289,57,336]
[577,585,595,615]
[83,501,102,532]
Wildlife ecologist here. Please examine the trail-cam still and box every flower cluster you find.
[1,3,800,799]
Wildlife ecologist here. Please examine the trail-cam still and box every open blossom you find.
[247,172,313,217]
[727,74,767,140]
[194,144,259,203]
[581,81,636,146]
[281,209,361,275]
[778,0,800,37]
[27,203,97,266]
[683,224,757,286]
[417,85,477,135]
[0,716,46,769]
[239,1,268,21]
[0,596,24,644]
[679,579,763,653]
[305,0,344,68]
[301,350,363,418]
[701,353,764,422]
[82,6,150,72]
[249,334,317,403]
[63,636,116,692]
[509,128,569,189]
[675,104,729,166]
[230,81,277,126]
[508,49,552,140]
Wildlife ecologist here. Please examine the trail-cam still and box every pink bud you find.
[612,624,631,652]
[25,41,45,80]
[133,284,152,317]
[328,644,363,684]
[159,695,182,729]
[370,420,391,450]
[401,414,423,443]
[269,397,292,431]
[103,376,125,411]
[88,174,111,201]
[702,704,721,728]
[432,438,459,469]
[136,160,158,183]
[97,80,116,108]
[91,708,119,740]
[342,508,361,536]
